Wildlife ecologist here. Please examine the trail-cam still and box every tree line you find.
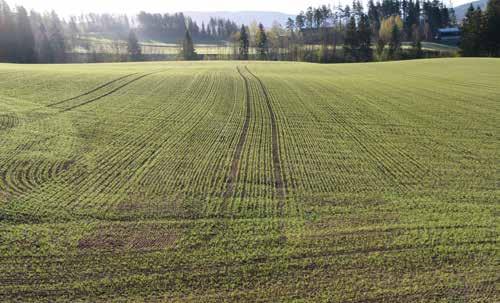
[66,13,239,43]
[68,14,131,40]
[222,0,458,63]
[1,0,499,64]
[460,0,500,56]
[231,0,498,62]
[0,0,66,63]
[0,2,135,63]
[0,0,239,63]
[290,0,453,38]
[137,12,238,43]
[288,0,456,62]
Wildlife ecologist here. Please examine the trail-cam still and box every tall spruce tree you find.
[404,0,421,40]
[239,25,249,60]
[411,24,423,58]
[256,23,268,60]
[343,16,359,61]
[28,10,50,63]
[0,0,15,61]
[460,5,483,56]
[286,18,295,32]
[485,0,500,56]
[388,23,402,59]
[368,0,381,38]
[15,6,35,63]
[295,12,305,30]
[181,29,197,60]
[358,14,373,61]
[127,30,142,61]
[47,11,66,62]
[306,7,314,28]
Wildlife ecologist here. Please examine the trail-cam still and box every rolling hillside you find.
[0,59,498,302]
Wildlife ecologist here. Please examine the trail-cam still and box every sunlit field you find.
[0,58,498,302]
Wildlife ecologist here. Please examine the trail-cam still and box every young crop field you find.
[0,58,498,302]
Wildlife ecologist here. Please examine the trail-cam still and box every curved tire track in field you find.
[58,71,166,112]
[0,159,75,197]
[223,67,251,201]
[47,73,139,108]
[1,239,492,286]
[0,72,150,133]
[245,66,286,203]
[0,71,165,199]
[23,72,208,216]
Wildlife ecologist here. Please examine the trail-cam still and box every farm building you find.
[436,27,461,45]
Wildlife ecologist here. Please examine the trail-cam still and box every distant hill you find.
[454,0,488,22]
[184,11,295,28]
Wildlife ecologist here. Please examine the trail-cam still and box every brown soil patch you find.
[0,190,11,203]
[117,191,173,212]
[78,223,178,251]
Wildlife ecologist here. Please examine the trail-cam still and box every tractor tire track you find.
[244,67,286,205]
[222,67,251,202]
[0,71,166,200]
[0,72,155,134]
[57,70,166,112]
[1,239,494,281]
[47,73,138,108]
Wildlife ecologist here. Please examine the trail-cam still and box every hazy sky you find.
[12,0,467,15]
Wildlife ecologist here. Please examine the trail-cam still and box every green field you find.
[0,58,498,302]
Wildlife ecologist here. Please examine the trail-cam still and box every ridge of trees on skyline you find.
[0,0,66,63]
[0,0,239,63]
[231,0,497,62]
[137,12,239,43]
[180,29,198,60]
[275,0,456,62]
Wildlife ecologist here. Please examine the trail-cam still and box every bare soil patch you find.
[78,223,178,251]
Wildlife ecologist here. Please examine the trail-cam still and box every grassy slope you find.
[402,41,460,52]
[0,58,498,302]
[76,37,229,55]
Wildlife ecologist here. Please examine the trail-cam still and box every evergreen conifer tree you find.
[181,29,197,60]
[239,25,249,60]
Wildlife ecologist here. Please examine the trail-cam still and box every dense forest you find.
[273,0,459,62]
[0,1,66,63]
[460,0,500,56]
[0,0,238,63]
[0,0,498,63]
[292,0,455,41]
[137,12,238,42]
[232,0,498,62]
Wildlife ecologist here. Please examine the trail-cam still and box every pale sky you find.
[12,0,469,16]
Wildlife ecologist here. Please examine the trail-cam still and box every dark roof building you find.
[436,27,461,45]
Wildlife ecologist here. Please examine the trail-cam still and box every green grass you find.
[0,58,498,302]
[402,41,460,53]
[75,37,233,56]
